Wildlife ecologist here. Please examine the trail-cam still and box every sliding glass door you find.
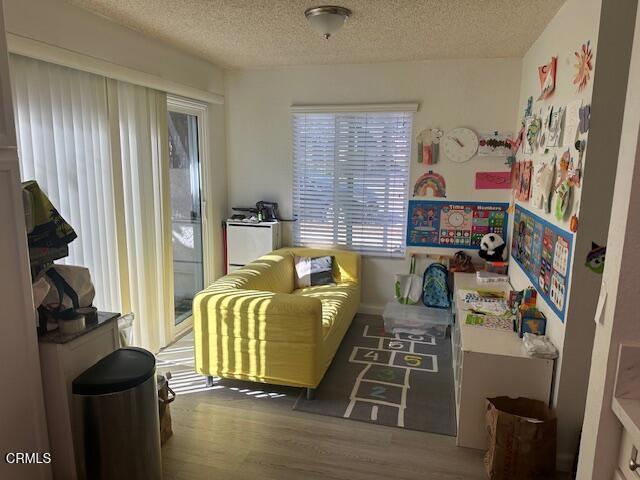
[168,108,204,328]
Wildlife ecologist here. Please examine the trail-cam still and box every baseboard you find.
[556,451,574,473]
[358,303,384,315]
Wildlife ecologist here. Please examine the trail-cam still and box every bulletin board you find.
[406,200,509,249]
[511,204,573,321]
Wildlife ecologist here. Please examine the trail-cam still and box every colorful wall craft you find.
[585,242,606,274]
[573,41,594,92]
[538,56,557,100]
[511,204,573,321]
[514,161,532,201]
[413,170,446,198]
[416,128,443,165]
[406,200,508,249]
[475,171,512,190]
[478,131,513,156]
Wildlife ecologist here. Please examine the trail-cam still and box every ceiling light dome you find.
[304,5,352,39]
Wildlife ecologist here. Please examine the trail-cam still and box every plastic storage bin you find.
[383,302,452,337]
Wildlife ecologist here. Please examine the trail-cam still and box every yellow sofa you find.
[193,247,361,392]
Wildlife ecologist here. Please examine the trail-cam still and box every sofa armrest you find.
[193,288,323,344]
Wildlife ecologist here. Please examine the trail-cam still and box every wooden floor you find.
[157,332,568,480]
[157,332,488,480]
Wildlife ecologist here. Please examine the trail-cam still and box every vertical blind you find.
[12,55,175,352]
[11,55,121,311]
[292,111,412,256]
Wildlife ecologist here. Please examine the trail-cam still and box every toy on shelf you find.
[518,307,547,338]
[478,233,506,262]
[450,250,475,273]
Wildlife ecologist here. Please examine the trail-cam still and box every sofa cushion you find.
[293,283,358,336]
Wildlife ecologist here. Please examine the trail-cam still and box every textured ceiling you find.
[66,0,566,69]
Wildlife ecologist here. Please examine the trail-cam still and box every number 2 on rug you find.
[370,385,387,400]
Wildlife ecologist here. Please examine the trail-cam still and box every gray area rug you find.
[293,314,456,436]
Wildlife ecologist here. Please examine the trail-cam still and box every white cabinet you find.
[38,315,119,480]
[226,220,281,271]
[452,273,555,450]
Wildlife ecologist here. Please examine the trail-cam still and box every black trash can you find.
[72,347,162,480]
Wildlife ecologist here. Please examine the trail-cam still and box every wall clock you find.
[442,127,479,163]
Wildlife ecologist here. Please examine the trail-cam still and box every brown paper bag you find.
[484,396,556,480]
[158,377,175,445]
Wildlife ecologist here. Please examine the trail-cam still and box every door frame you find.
[166,95,211,341]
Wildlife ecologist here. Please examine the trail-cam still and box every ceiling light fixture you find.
[304,5,352,40]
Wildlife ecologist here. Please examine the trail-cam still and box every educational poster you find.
[406,200,509,249]
[511,205,573,321]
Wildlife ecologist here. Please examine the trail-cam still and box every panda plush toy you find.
[478,233,506,262]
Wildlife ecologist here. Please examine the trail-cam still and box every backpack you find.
[422,263,451,309]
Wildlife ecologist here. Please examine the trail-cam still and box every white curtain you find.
[113,81,172,353]
[11,55,121,311]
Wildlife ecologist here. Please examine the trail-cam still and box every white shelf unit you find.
[452,272,554,450]
[226,220,281,272]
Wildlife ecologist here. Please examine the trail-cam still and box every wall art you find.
[579,104,591,134]
[574,41,594,92]
[511,204,573,321]
[475,171,512,190]
[538,56,557,100]
[516,161,533,201]
[406,200,508,249]
[417,128,443,165]
[478,131,514,156]
[563,100,582,147]
[413,170,446,198]
[546,106,565,147]
[532,157,556,213]
[585,242,606,274]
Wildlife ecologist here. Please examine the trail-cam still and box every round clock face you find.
[442,128,479,163]
[448,212,465,227]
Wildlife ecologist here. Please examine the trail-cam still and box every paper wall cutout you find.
[574,41,594,92]
[563,100,582,147]
[475,171,512,189]
[547,106,565,147]
[579,104,591,133]
[532,157,555,213]
[538,57,557,100]
[585,242,606,274]
[417,128,443,165]
[413,170,446,197]
[516,161,533,201]
[478,131,514,156]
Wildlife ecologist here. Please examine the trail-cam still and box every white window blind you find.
[292,110,412,256]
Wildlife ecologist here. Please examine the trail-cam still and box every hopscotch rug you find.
[293,314,456,436]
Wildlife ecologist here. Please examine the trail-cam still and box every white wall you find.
[225,59,521,310]
[509,0,638,468]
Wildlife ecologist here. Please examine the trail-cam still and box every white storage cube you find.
[383,302,452,337]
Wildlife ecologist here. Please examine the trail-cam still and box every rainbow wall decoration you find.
[413,170,446,198]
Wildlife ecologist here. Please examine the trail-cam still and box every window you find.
[292,109,413,256]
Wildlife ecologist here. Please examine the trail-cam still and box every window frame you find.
[166,94,210,341]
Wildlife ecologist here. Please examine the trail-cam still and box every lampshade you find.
[305,6,352,39]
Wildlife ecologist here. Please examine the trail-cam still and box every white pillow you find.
[294,255,335,289]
